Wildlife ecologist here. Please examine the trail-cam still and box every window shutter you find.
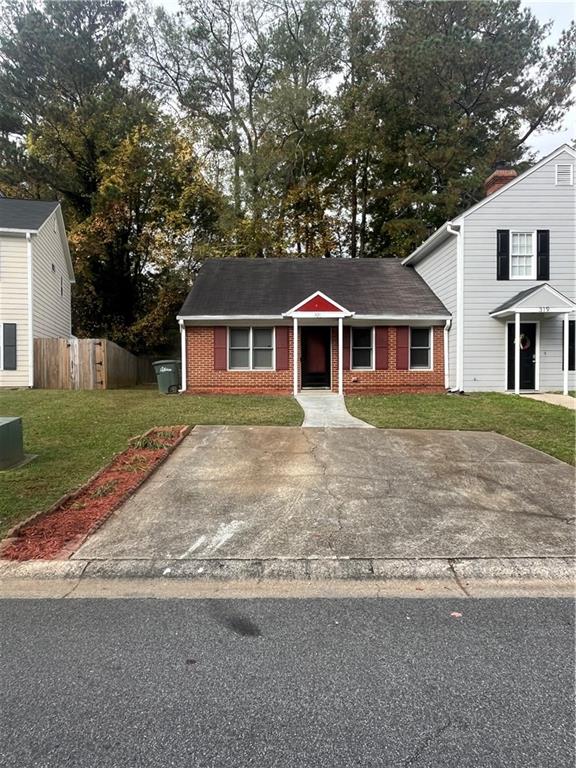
[276,326,289,370]
[396,327,409,370]
[375,327,389,370]
[3,323,17,370]
[213,327,227,370]
[496,230,510,280]
[536,230,550,281]
[563,320,576,372]
[343,326,351,370]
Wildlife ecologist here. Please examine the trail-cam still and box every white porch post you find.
[514,312,521,395]
[293,317,298,396]
[563,312,570,396]
[338,317,343,396]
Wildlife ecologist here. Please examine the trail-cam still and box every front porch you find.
[490,284,576,395]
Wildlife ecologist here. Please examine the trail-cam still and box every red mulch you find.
[1,426,188,561]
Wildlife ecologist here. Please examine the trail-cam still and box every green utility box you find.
[0,416,25,469]
[152,360,181,394]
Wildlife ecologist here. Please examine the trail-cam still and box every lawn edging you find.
[0,425,191,561]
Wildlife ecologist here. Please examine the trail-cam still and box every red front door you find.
[301,327,331,387]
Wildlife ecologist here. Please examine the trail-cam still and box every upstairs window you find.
[510,232,535,279]
[351,327,373,369]
[409,328,432,370]
[228,327,273,370]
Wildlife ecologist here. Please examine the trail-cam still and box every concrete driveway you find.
[74,426,575,562]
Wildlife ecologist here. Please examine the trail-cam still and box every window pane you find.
[253,349,273,369]
[410,348,430,368]
[230,328,249,348]
[411,328,430,348]
[253,328,272,348]
[511,232,532,256]
[229,349,249,368]
[353,328,371,348]
[352,348,371,368]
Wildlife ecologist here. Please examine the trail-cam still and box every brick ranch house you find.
[177,259,450,395]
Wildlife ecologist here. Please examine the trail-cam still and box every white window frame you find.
[509,231,536,280]
[351,326,375,370]
[555,163,574,186]
[409,327,433,371]
[227,326,275,371]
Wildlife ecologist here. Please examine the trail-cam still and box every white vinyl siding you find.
[462,148,576,391]
[32,213,72,338]
[412,234,456,387]
[0,235,30,387]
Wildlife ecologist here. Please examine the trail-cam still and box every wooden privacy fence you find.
[34,338,154,390]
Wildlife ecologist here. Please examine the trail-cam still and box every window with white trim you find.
[351,327,373,369]
[229,327,273,370]
[409,328,431,369]
[510,232,535,279]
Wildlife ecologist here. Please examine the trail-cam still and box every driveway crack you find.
[447,559,471,597]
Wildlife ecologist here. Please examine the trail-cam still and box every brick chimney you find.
[484,161,518,197]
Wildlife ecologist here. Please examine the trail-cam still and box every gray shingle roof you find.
[179,258,449,317]
[0,198,60,230]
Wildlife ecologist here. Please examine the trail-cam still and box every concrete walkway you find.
[521,393,576,410]
[296,392,373,427]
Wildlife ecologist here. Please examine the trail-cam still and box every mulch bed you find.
[1,425,190,561]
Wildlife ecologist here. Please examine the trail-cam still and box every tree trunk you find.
[350,158,358,259]
[359,151,369,257]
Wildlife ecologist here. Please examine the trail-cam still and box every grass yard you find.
[0,389,302,537]
[347,392,575,466]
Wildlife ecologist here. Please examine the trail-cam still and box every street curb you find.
[0,557,573,584]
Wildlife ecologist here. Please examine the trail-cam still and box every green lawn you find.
[347,392,575,466]
[0,389,302,537]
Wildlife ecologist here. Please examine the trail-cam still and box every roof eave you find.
[402,223,458,266]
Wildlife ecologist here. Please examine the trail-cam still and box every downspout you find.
[446,223,463,391]
[179,319,187,393]
[26,232,34,388]
[443,318,452,389]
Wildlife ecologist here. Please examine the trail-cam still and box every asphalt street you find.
[0,598,573,767]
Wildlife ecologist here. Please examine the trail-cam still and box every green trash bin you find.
[152,360,181,394]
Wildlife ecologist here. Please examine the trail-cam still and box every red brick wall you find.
[333,326,445,394]
[185,326,294,394]
[185,325,445,395]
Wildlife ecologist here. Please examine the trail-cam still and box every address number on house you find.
[538,306,550,312]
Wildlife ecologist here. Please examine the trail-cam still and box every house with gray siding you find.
[0,198,74,387]
[403,144,576,395]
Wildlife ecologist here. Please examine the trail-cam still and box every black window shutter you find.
[536,230,550,281]
[496,230,509,280]
[3,323,17,370]
[564,320,576,372]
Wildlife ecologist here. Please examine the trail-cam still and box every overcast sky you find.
[156,0,575,159]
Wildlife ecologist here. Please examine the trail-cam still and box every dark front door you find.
[507,322,537,390]
[301,327,331,388]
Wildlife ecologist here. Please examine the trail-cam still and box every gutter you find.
[443,318,452,389]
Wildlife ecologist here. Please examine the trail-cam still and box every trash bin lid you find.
[153,359,180,366]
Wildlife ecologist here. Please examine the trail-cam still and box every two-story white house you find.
[403,143,576,395]
[0,198,74,387]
